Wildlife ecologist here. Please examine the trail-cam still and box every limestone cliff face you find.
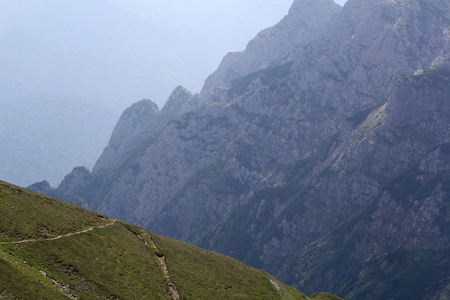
[92,100,159,172]
[161,85,199,115]
[77,0,447,255]
[200,0,341,98]
[93,86,200,172]
[32,0,450,297]
[279,69,450,298]
[54,166,91,205]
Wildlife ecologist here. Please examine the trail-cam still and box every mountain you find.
[0,0,291,187]
[30,0,450,298]
[92,86,201,173]
[0,180,324,299]
[200,0,341,98]
[278,67,450,298]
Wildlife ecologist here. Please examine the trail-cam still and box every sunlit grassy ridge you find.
[0,181,111,243]
[0,181,319,299]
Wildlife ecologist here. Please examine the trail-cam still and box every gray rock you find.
[38,0,450,297]
[200,0,341,98]
[93,86,201,172]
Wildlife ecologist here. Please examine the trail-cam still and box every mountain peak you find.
[161,85,198,114]
[289,0,341,28]
[200,0,341,97]
[27,180,51,195]
[120,99,159,120]
[92,99,159,172]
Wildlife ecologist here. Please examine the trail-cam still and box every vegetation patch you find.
[0,181,314,299]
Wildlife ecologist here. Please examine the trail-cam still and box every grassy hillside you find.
[0,181,316,299]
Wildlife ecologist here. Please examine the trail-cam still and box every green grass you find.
[0,181,110,242]
[4,222,171,299]
[0,251,67,299]
[308,292,343,300]
[0,181,317,299]
[152,233,307,300]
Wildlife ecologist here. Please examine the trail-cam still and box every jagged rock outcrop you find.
[200,0,341,98]
[278,68,450,298]
[55,166,90,200]
[32,0,450,298]
[93,99,159,172]
[161,85,199,115]
[27,180,52,195]
[93,86,200,172]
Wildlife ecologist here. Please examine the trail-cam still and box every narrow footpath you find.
[0,219,117,245]
[135,231,180,300]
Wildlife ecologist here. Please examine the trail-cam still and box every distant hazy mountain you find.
[0,94,118,186]
[0,0,295,187]
[0,0,177,186]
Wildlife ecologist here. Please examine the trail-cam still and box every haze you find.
[0,0,347,109]
[0,0,347,187]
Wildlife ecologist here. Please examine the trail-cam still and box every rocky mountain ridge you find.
[278,67,450,297]
[200,0,341,98]
[93,86,200,172]
[30,0,450,298]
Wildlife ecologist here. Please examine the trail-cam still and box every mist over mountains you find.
[0,0,295,107]
[0,94,117,186]
[28,0,450,298]
[0,0,294,186]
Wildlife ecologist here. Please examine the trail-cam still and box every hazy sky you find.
[109,0,348,81]
[0,0,349,186]
[105,0,348,104]
[0,0,348,108]
[108,0,297,104]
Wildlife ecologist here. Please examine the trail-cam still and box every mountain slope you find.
[30,0,450,297]
[278,68,450,298]
[0,180,311,299]
[93,86,200,173]
[200,0,341,98]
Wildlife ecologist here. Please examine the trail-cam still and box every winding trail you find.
[0,219,116,299]
[1,219,180,299]
[134,231,180,300]
[0,219,117,245]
